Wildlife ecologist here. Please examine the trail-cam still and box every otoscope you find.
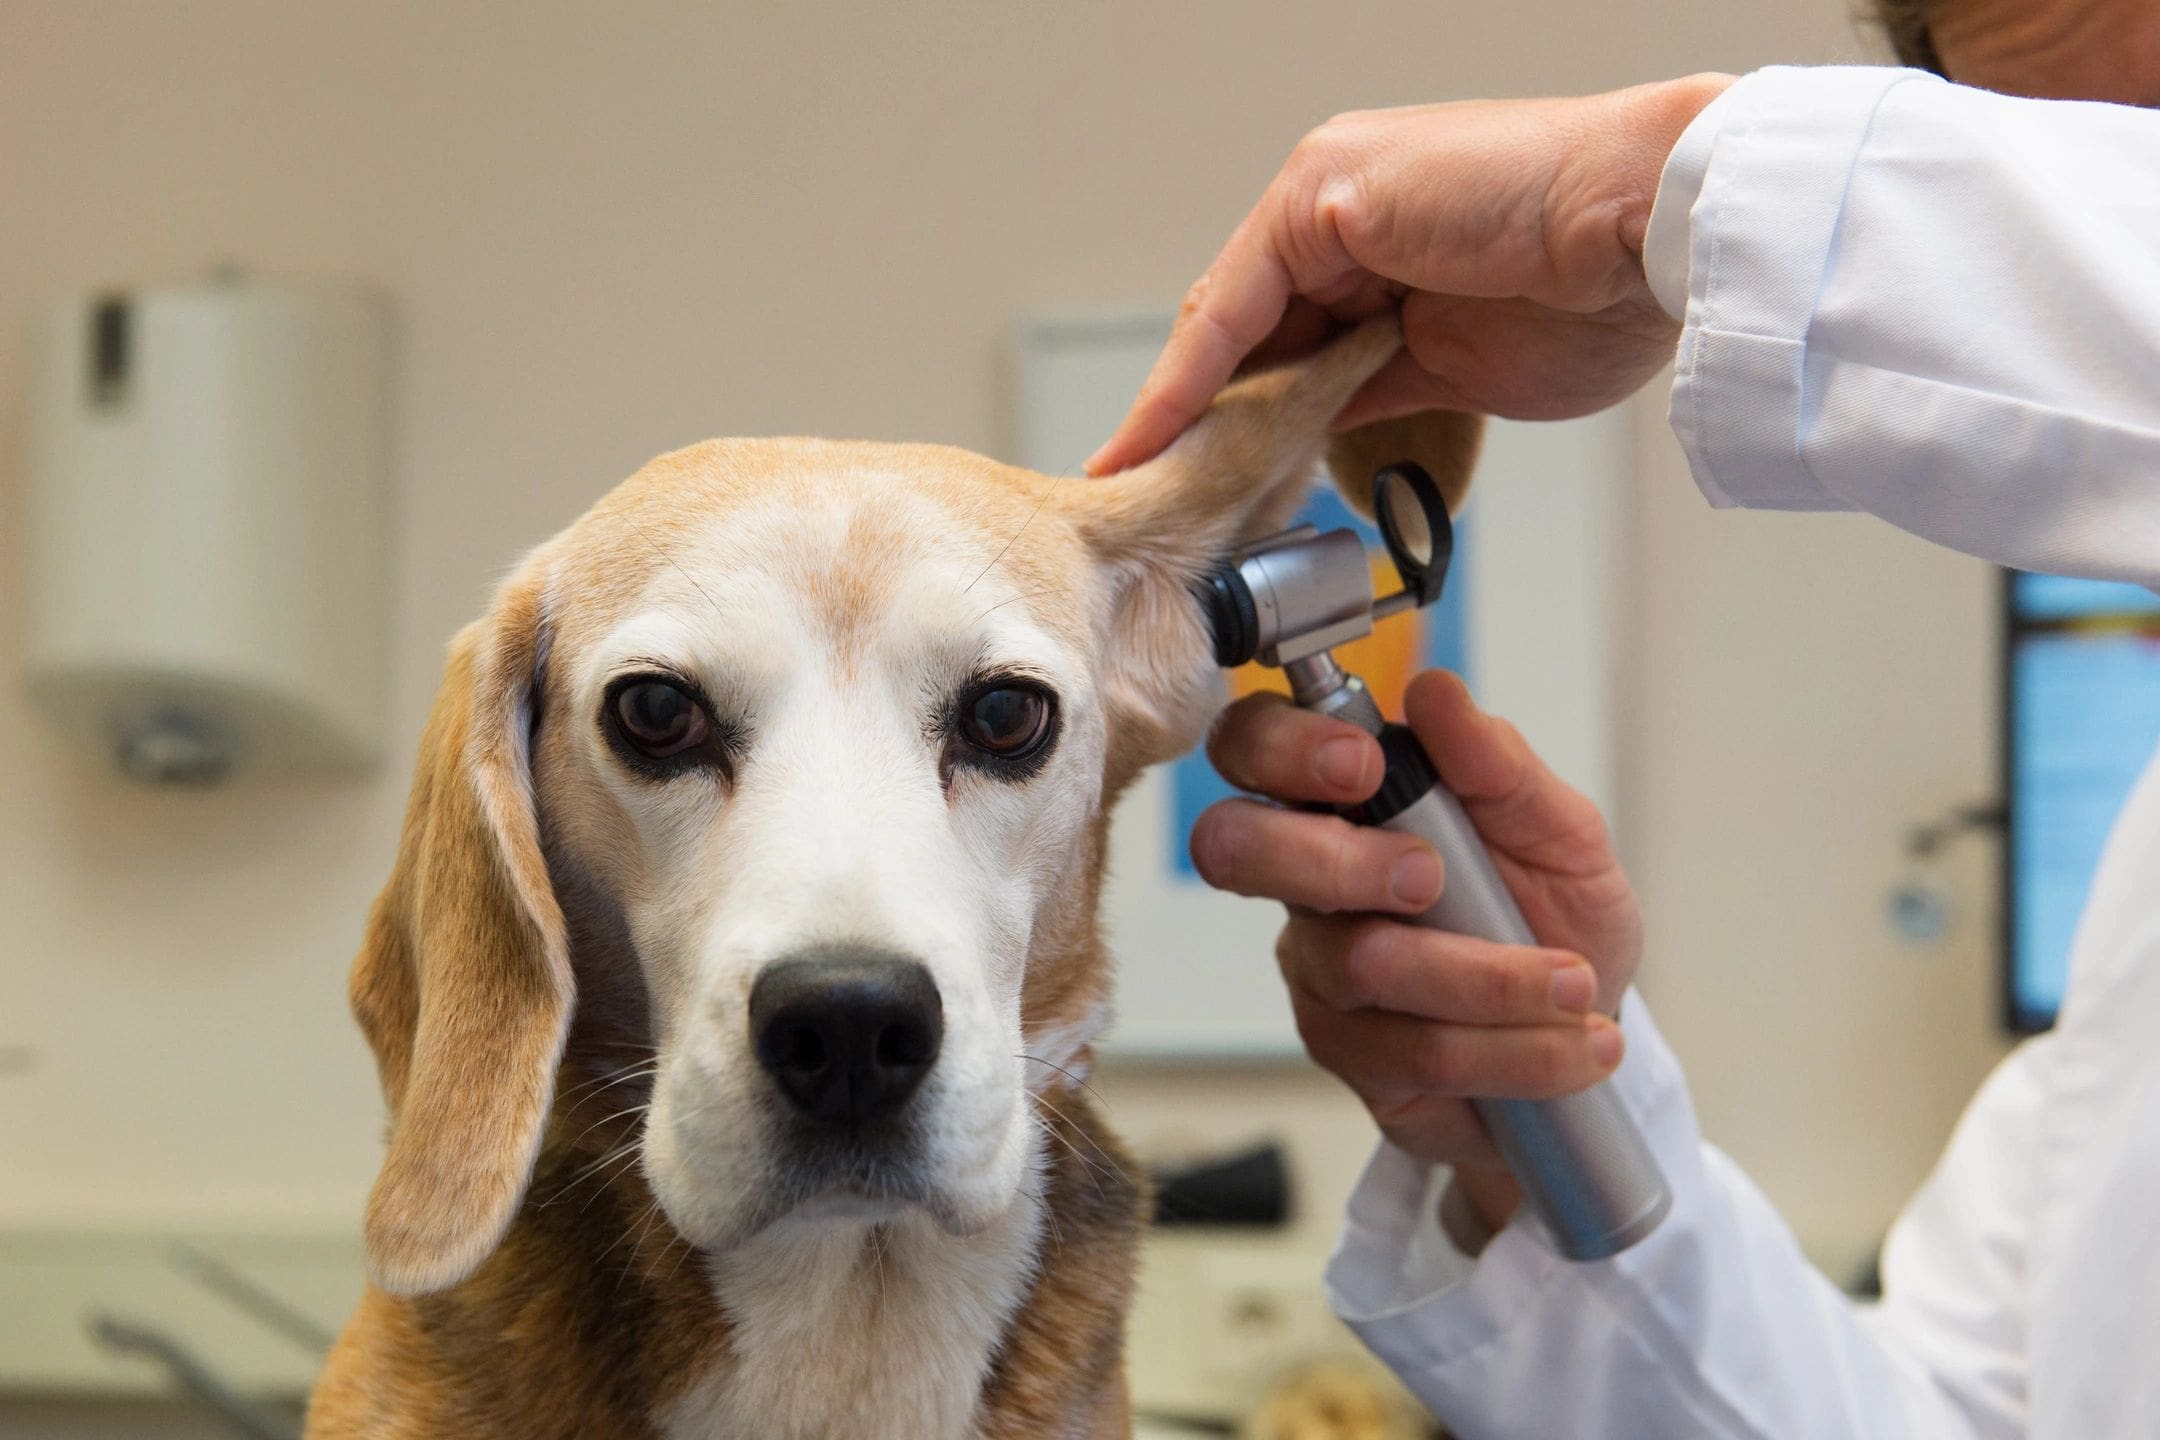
[1197,463,1672,1260]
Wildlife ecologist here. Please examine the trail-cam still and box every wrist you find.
[1440,1164,1522,1254]
[1607,72,1738,257]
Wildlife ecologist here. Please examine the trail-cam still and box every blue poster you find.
[2007,572,2160,1027]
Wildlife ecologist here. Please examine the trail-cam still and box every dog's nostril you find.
[876,1021,931,1070]
[769,1021,827,1075]
[748,950,944,1127]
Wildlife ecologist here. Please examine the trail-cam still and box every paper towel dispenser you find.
[23,278,392,783]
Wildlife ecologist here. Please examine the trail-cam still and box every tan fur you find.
[353,577,574,1298]
[311,319,1481,1438]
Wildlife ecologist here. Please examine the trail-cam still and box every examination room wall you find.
[0,0,2003,1291]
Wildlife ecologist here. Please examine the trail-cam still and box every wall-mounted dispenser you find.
[23,279,391,783]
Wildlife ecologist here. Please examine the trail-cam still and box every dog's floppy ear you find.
[1323,409,1483,525]
[348,566,570,1296]
[1062,319,1483,775]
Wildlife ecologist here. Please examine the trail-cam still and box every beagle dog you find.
[306,320,1478,1439]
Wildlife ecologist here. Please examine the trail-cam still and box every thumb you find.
[1401,670,1612,876]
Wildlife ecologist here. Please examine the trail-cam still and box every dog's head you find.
[348,320,1480,1296]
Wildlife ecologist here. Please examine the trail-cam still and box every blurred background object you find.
[0,2,2019,1432]
[24,279,391,785]
[1239,1359,1433,1440]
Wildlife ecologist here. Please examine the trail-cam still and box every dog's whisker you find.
[557,1068,656,1105]
[564,1049,660,1075]
[537,1135,647,1209]
[575,1142,651,1216]
[629,1202,673,1279]
[556,1061,661,1106]
[660,1226,701,1292]
[558,1099,654,1156]
[1016,1182,1066,1259]
[1014,1052,1106,1107]
[550,1072,658,1122]
[962,468,1074,595]
[600,1199,664,1289]
[1031,1115,1121,1207]
[1028,1090,1127,1182]
[1029,1110,1116,1202]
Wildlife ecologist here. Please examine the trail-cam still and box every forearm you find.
[1328,998,1990,1439]
[1647,66,2160,586]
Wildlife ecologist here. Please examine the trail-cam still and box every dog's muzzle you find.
[750,947,944,1129]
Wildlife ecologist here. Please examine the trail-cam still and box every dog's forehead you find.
[544,437,1096,677]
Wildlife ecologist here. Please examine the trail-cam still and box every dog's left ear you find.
[348,565,571,1296]
[1061,319,1483,775]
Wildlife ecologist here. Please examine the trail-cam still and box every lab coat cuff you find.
[1642,85,1734,322]
[1666,65,1940,513]
[1324,992,1693,1372]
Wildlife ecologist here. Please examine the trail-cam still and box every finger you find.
[1189,798,1442,914]
[1365,1090,1507,1169]
[1086,211,1298,475]
[1207,692,1382,805]
[1401,670,1613,875]
[1290,991,1624,1101]
[1240,296,1337,373]
[1278,914,1598,1022]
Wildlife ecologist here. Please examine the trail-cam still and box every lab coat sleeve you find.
[1326,996,2043,1439]
[1641,65,2160,586]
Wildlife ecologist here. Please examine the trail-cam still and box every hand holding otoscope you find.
[1195,464,1670,1259]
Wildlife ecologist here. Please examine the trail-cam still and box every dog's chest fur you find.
[663,1196,1042,1439]
[309,1089,1142,1439]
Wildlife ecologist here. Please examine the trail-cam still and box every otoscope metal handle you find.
[1211,464,1669,1258]
[1379,780,1672,1260]
[1291,666,1670,1259]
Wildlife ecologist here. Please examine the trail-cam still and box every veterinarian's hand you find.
[1187,670,1643,1235]
[1086,74,1733,476]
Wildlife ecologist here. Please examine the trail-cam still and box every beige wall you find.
[0,0,2000,1274]
[1622,413,2009,1271]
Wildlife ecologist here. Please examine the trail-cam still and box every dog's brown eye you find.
[961,684,1053,760]
[614,679,709,759]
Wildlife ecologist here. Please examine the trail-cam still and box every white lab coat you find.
[1324,66,2160,1438]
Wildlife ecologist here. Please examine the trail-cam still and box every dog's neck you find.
[665,1184,1044,1438]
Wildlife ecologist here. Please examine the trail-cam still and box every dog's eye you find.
[958,683,1055,762]
[612,679,711,760]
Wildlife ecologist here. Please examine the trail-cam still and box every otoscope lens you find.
[1380,475,1434,568]
[1373,462,1452,608]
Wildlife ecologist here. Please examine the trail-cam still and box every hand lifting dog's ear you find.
[347,566,571,1297]
[1057,317,1482,779]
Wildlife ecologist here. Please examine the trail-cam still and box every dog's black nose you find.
[750,951,944,1127]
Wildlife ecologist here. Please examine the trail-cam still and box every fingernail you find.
[1083,445,1113,476]
[1315,736,1369,792]
[1549,965,1596,1014]
[1589,1019,1624,1069]
[1390,850,1442,907]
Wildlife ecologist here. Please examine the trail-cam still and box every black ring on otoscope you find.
[1198,566,1259,667]
[1339,724,1441,827]
[1373,461,1453,608]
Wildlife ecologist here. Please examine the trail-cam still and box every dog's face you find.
[345,322,1480,1296]
[540,443,1137,1252]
